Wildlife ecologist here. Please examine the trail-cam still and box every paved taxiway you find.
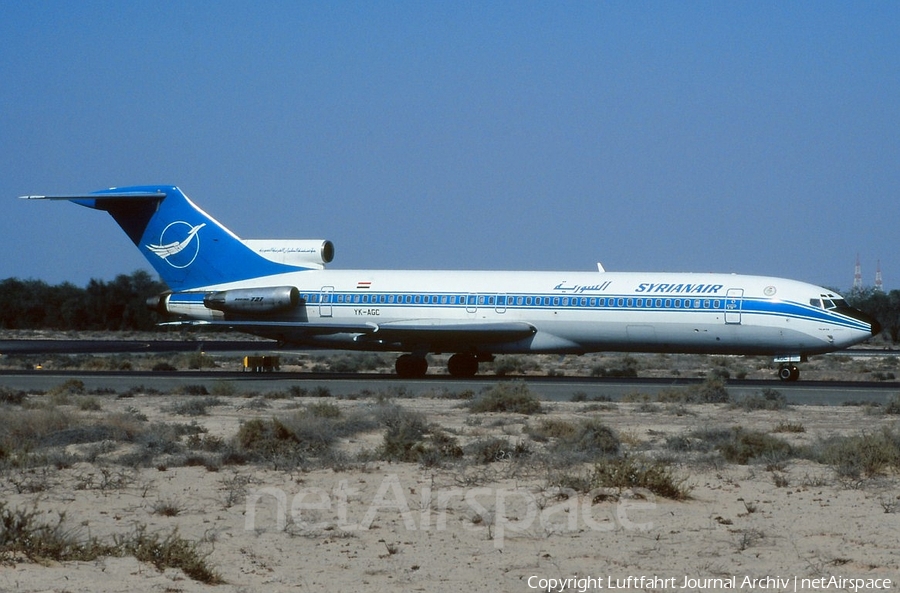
[0,370,897,405]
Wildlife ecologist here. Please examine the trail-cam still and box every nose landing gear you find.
[778,364,800,382]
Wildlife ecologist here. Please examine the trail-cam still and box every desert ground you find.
[1,344,899,592]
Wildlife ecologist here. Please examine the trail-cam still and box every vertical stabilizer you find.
[25,186,309,290]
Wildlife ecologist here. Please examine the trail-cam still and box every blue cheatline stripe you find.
[276,290,869,332]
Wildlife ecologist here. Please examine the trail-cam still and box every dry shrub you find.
[733,388,789,411]
[378,405,461,464]
[657,377,730,404]
[0,503,221,584]
[667,426,793,465]
[588,456,691,500]
[468,381,541,415]
[813,427,900,479]
[528,418,620,461]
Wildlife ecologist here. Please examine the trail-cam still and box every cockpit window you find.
[813,294,849,310]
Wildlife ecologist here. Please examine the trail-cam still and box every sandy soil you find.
[1,383,899,593]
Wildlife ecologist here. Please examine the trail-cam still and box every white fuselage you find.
[171,269,871,358]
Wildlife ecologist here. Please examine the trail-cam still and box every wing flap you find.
[369,320,536,344]
[160,320,378,336]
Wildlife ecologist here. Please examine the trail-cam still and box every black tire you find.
[396,354,428,378]
[778,365,800,382]
[448,353,479,377]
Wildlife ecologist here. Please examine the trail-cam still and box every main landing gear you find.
[394,352,493,378]
[447,353,479,377]
[778,364,800,382]
[395,354,428,378]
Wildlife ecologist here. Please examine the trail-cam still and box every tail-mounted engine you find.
[242,239,334,269]
[204,286,300,314]
[148,286,301,318]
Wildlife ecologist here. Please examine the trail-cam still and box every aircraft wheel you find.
[448,353,479,377]
[778,365,800,382]
[396,354,428,378]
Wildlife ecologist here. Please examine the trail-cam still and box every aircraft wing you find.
[164,319,536,348]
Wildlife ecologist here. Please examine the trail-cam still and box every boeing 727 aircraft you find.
[23,186,880,380]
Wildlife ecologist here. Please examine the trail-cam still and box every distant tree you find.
[0,270,166,331]
[847,287,900,343]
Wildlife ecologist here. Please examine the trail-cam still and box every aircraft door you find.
[495,293,507,314]
[466,293,478,315]
[725,288,743,324]
[320,286,334,318]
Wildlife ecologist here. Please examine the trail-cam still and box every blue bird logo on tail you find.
[146,222,207,268]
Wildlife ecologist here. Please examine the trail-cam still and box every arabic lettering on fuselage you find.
[553,281,612,293]
[635,282,724,294]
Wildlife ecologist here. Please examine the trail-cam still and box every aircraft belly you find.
[513,317,832,357]
[207,306,841,358]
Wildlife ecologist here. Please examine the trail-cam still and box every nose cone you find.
[870,315,883,337]
[837,306,881,337]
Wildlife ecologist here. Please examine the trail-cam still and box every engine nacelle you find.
[203,286,301,314]
[147,291,222,320]
[243,239,334,269]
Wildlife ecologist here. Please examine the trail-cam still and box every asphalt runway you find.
[0,370,897,405]
[0,339,269,354]
[1,339,898,404]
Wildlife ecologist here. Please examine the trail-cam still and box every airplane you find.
[22,185,880,381]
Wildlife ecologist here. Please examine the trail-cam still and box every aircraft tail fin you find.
[23,185,307,290]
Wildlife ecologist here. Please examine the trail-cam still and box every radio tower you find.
[853,254,863,292]
[875,259,884,292]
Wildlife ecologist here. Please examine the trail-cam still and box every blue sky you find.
[2,2,897,291]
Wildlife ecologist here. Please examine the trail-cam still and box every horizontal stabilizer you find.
[19,191,165,201]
